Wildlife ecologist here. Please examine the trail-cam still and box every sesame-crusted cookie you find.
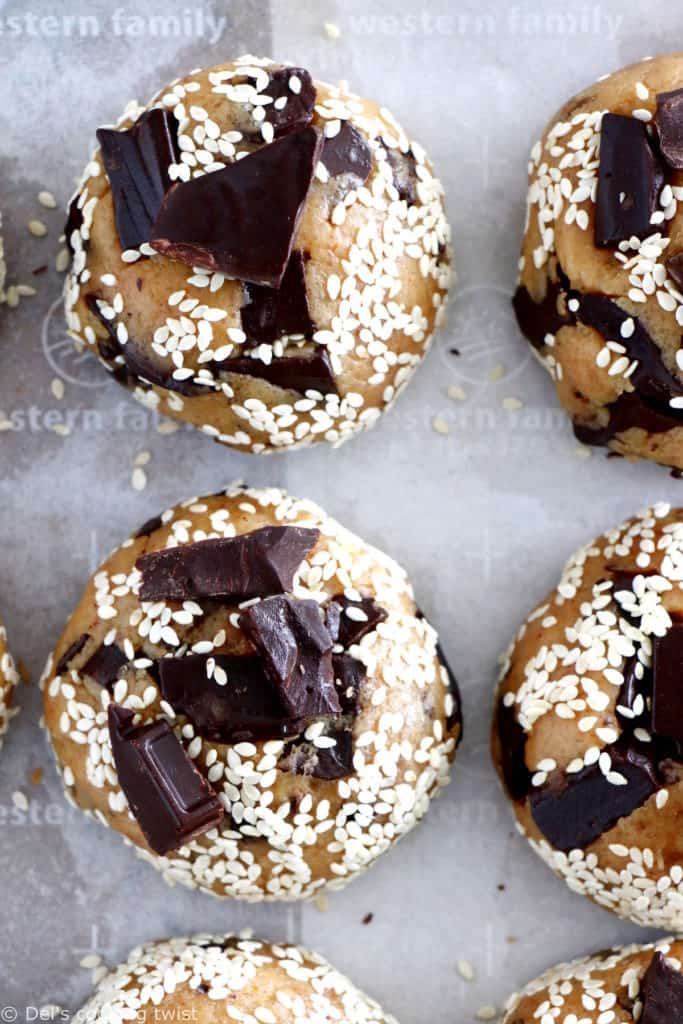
[64,55,452,453]
[42,485,461,900]
[0,616,19,749]
[514,54,683,470]
[503,938,683,1024]
[78,933,396,1023]
[492,502,683,929]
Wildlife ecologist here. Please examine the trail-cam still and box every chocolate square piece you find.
[159,653,300,742]
[496,699,531,802]
[97,108,180,251]
[136,525,319,602]
[325,595,388,649]
[310,731,354,779]
[150,126,323,287]
[240,595,341,719]
[332,653,365,717]
[656,88,683,169]
[212,349,338,395]
[55,634,89,676]
[83,643,128,690]
[108,705,223,855]
[241,250,315,345]
[652,624,683,743]
[529,739,659,851]
[263,67,316,138]
[595,113,664,246]
[641,952,683,1024]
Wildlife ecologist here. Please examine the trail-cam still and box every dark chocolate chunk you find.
[666,251,683,290]
[212,349,338,395]
[83,644,128,690]
[310,730,354,779]
[136,525,319,603]
[382,144,419,204]
[322,122,372,185]
[496,698,531,802]
[656,88,683,169]
[97,108,180,251]
[64,195,85,255]
[641,952,683,1024]
[436,641,463,733]
[263,67,316,138]
[55,634,89,675]
[326,594,388,648]
[652,624,683,743]
[135,513,163,539]
[240,595,341,719]
[595,113,664,246]
[512,280,572,351]
[150,127,324,288]
[241,250,315,345]
[159,653,302,743]
[529,738,659,851]
[616,654,648,725]
[108,704,223,855]
[333,653,365,717]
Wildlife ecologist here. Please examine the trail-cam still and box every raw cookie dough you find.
[514,53,683,470]
[503,938,683,1024]
[64,55,452,453]
[492,503,683,929]
[42,485,461,900]
[78,933,396,1023]
[0,616,18,749]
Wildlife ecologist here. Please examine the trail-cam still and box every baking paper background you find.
[0,0,680,1016]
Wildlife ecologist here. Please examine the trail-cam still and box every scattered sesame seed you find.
[502,397,523,411]
[51,378,65,401]
[457,959,475,981]
[38,190,57,209]
[324,21,341,38]
[28,219,48,237]
[447,385,467,401]
[488,364,505,382]
[12,790,29,812]
[432,416,450,435]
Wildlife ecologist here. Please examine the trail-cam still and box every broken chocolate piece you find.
[212,349,337,395]
[326,594,388,648]
[241,250,315,345]
[137,525,319,603]
[333,653,365,717]
[436,641,463,733]
[159,653,301,742]
[322,122,372,185]
[595,113,664,246]
[55,634,89,676]
[240,595,341,719]
[64,195,85,256]
[382,144,419,205]
[496,699,531,802]
[108,704,223,855]
[310,730,354,779]
[512,280,572,351]
[652,624,683,743]
[97,108,180,251]
[83,643,128,690]
[667,251,683,291]
[529,737,659,851]
[263,67,316,138]
[641,952,683,1024]
[656,88,683,169]
[150,127,324,288]
[616,654,648,725]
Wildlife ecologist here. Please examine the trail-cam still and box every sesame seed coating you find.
[42,485,460,901]
[493,502,683,930]
[64,55,452,453]
[77,933,397,1023]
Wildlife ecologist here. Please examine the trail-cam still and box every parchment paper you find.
[0,0,680,1017]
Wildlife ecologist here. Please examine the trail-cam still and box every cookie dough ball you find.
[492,502,683,929]
[64,55,451,453]
[0,616,18,749]
[42,485,461,900]
[514,54,683,470]
[503,938,683,1024]
[78,933,396,1023]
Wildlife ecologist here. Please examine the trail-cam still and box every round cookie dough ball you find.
[64,55,452,453]
[0,616,18,749]
[503,938,683,1024]
[42,485,461,900]
[78,933,396,1023]
[514,53,683,470]
[492,502,683,929]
